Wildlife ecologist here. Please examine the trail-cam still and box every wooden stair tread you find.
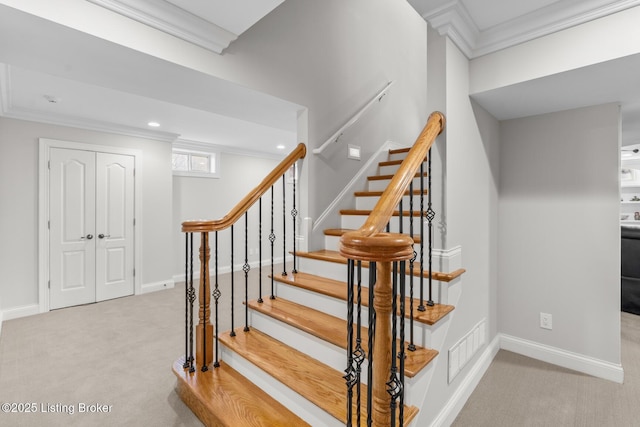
[354,190,427,197]
[248,298,437,377]
[172,357,310,427]
[340,209,423,217]
[273,271,454,326]
[389,147,411,155]
[368,172,427,181]
[295,250,466,283]
[220,328,419,426]
[324,228,422,244]
[379,158,426,167]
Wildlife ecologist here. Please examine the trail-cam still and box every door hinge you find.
[48,280,50,289]
[133,218,136,226]
[133,268,136,277]
[48,220,50,230]
[48,160,50,170]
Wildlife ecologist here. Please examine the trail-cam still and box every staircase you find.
[174,113,464,426]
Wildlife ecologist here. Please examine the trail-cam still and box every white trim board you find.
[500,333,624,384]
[141,280,175,294]
[1,304,40,322]
[38,138,143,314]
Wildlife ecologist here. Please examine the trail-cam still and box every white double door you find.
[49,148,135,310]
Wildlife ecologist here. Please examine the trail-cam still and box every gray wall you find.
[498,103,621,363]
[0,117,173,311]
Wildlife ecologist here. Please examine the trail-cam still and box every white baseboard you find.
[431,335,500,427]
[0,307,3,338]
[141,279,175,294]
[500,333,624,384]
[1,304,40,321]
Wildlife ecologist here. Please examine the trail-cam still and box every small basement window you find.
[172,144,220,178]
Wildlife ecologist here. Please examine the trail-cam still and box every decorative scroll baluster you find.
[197,232,212,371]
[270,186,276,300]
[426,149,435,307]
[230,226,236,337]
[418,162,426,312]
[282,174,287,276]
[184,232,195,372]
[213,231,220,368]
[291,163,298,274]
[258,198,263,304]
[344,259,356,425]
[408,181,416,352]
[243,212,250,332]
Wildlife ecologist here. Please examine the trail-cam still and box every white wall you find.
[499,103,621,364]
[2,0,430,236]
[0,117,173,313]
[172,152,294,280]
[417,36,501,425]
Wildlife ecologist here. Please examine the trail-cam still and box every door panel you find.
[95,153,134,302]
[49,148,96,309]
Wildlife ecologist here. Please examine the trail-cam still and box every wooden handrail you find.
[182,143,307,233]
[339,111,445,260]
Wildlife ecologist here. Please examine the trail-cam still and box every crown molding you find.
[86,0,237,54]
[420,0,640,58]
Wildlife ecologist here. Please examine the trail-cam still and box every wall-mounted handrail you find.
[312,81,394,155]
[182,143,306,233]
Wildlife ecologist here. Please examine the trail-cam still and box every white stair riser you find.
[296,257,448,304]
[249,310,348,374]
[273,280,436,349]
[379,160,427,176]
[341,215,426,234]
[368,175,427,192]
[220,344,342,427]
[355,194,426,211]
[388,151,409,162]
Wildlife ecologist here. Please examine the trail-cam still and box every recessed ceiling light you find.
[276,144,285,150]
[147,121,160,127]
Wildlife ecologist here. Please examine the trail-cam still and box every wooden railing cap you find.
[339,232,414,262]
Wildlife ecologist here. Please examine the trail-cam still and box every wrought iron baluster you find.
[230,225,236,337]
[291,163,298,274]
[282,174,287,276]
[243,212,250,332]
[398,260,406,424]
[355,260,363,426]
[418,162,426,312]
[201,232,209,373]
[270,186,276,300]
[344,259,356,426]
[387,262,400,427]
[213,231,220,368]
[408,180,416,351]
[427,149,435,307]
[258,198,263,304]
[184,232,195,371]
[367,262,376,427]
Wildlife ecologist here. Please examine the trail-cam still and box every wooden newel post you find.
[372,260,393,426]
[340,232,414,427]
[196,232,213,368]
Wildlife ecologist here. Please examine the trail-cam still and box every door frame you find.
[38,138,143,313]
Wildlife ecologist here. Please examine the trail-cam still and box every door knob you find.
[81,234,94,240]
[98,234,111,239]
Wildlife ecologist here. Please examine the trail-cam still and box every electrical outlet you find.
[540,312,552,330]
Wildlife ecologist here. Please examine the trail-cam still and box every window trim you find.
[172,141,220,178]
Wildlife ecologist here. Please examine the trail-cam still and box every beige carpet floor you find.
[1,275,638,427]
[454,312,640,426]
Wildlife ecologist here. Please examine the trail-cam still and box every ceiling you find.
[1,0,640,153]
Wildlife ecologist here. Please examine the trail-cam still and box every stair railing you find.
[340,112,445,427]
[181,143,306,372]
